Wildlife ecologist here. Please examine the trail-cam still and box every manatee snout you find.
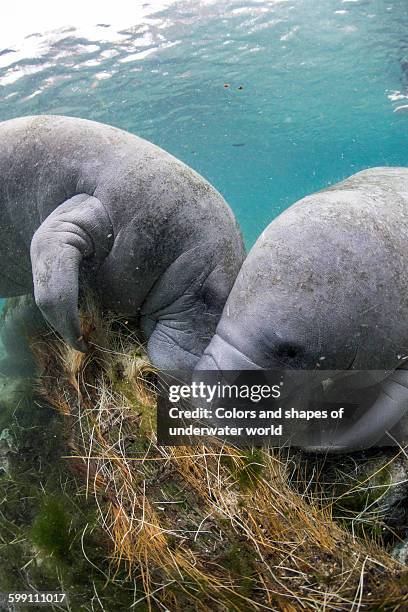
[196,333,263,371]
[195,329,311,401]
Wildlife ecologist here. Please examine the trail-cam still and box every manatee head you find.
[195,188,404,387]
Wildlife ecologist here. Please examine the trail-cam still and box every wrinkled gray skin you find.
[195,167,408,451]
[0,115,244,374]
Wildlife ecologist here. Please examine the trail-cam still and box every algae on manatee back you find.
[0,294,408,610]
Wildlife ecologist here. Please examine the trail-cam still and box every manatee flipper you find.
[30,194,113,351]
[329,365,408,451]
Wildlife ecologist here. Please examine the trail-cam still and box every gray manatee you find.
[195,167,408,451]
[0,115,244,373]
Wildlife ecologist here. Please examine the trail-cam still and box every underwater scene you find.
[1,0,408,610]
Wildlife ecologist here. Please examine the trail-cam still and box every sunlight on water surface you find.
[0,1,407,245]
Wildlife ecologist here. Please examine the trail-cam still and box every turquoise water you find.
[0,0,407,248]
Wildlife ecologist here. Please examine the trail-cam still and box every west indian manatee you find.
[195,168,408,451]
[0,115,245,375]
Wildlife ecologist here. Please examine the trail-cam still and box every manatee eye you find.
[275,342,303,360]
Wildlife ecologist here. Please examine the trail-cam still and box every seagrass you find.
[31,294,408,611]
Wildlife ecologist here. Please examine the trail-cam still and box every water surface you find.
[0,0,407,244]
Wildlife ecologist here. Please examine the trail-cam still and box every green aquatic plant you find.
[31,495,71,558]
[221,446,265,491]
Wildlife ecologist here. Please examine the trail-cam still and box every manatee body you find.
[195,167,408,450]
[0,115,245,373]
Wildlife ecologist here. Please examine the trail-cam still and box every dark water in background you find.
[0,0,407,271]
